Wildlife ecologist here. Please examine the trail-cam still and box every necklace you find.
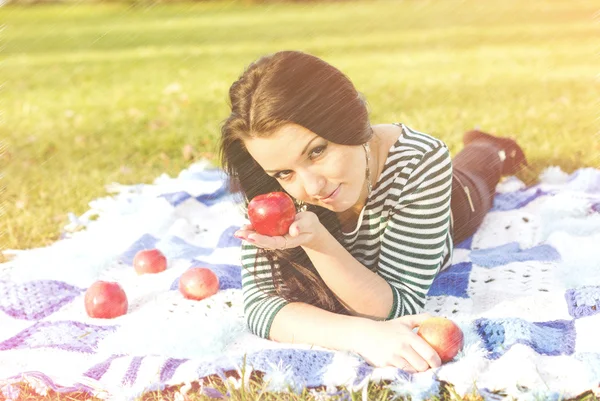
[363,142,372,197]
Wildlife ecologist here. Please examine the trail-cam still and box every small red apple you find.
[247,192,296,237]
[179,267,220,301]
[84,281,128,319]
[417,317,464,363]
[133,249,167,275]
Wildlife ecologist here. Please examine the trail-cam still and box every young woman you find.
[219,50,527,373]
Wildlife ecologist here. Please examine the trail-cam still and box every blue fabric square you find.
[190,349,328,394]
[353,363,375,386]
[428,262,472,298]
[0,280,84,321]
[195,184,229,206]
[474,318,576,359]
[0,321,116,353]
[455,235,473,250]
[216,226,242,248]
[84,354,126,381]
[159,191,192,207]
[159,358,190,382]
[565,286,600,318]
[178,168,227,182]
[122,356,144,386]
[491,188,546,212]
[157,236,213,260]
[470,242,560,268]
[208,349,336,391]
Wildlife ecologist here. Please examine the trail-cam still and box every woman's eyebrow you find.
[264,136,320,173]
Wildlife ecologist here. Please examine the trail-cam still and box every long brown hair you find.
[219,50,373,315]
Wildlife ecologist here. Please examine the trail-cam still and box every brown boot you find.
[463,129,528,175]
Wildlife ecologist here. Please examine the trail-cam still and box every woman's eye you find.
[273,145,326,180]
[310,145,327,159]
[274,170,292,180]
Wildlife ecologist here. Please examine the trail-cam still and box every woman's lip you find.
[321,185,340,203]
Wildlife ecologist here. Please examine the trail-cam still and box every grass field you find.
[2,0,599,254]
[0,0,599,399]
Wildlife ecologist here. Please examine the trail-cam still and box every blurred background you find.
[1,0,598,256]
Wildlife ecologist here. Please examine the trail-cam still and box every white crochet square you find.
[0,313,36,346]
[466,262,567,318]
[573,314,600,353]
[546,231,600,288]
[423,296,474,317]
[0,349,103,389]
[95,289,246,360]
[450,248,470,265]
[471,210,543,250]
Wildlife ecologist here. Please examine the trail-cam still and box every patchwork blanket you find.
[1,160,600,401]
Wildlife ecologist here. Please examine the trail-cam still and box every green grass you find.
[0,0,599,399]
[2,0,599,254]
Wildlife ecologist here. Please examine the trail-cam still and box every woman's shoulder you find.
[376,123,449,179]
[376,123,451,191]
[367,123,451,204]
[389,123,449,155]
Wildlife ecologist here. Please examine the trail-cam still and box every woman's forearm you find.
[302,231,394,320]
[268,302,369,352]
[268,301,444,373]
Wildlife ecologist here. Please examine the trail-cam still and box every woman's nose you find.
[300,171,326,198]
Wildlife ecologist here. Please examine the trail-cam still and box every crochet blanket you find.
[1,160,599,401]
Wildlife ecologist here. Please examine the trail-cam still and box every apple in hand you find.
[179,267,220,301]
[247,192,296,236]
[133,249,167,275]
[417,317,464,363]
[85,281,128,319]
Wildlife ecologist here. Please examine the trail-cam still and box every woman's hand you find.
[234,211,326,250]
[352,313,442,372]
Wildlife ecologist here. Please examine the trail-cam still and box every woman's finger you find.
[246,233,292,250]
[278,235,289,249]
[409,337,442,369]
[387,356,416,373]
[394,344,430,373]
[288,221,301,237]
[247,233,275,247]
[234,228,255,239]
[289,211,318,237]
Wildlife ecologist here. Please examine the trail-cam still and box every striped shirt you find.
[240,123,454,339]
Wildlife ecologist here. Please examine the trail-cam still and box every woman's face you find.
[243,123,366,213]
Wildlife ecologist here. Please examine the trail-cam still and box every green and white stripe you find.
[240,123,454,339]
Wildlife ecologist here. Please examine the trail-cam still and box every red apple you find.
[179,267,220,301]
[84,281,128,319]
[133,249,167,275]
[417,317,464,363]
[247,192,296,236]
